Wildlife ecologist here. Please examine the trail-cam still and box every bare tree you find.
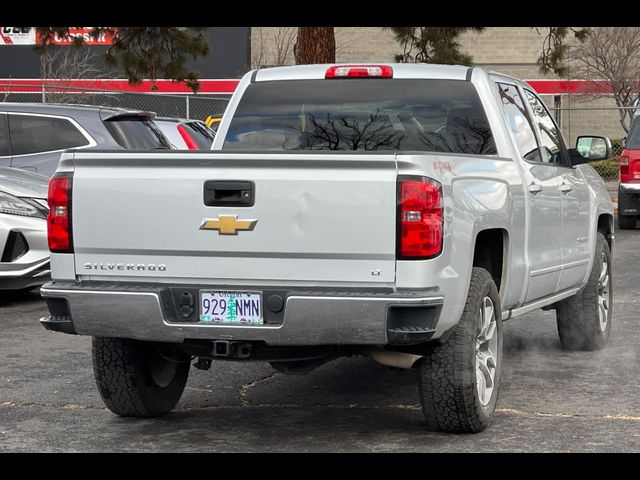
[334,27,366,59]
[299,111,404,151]
[273,27,296,66]
[40,47,112,104]
[251,27,265,69]
[37,27,209,91]
[251,27,296,68]
[570,27,640,133]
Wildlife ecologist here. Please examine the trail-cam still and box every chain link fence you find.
[0,85,630,185]
[547,104,631,184]
[1,83,231,121]
[592,139,624,183]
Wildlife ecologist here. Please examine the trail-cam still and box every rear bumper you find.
[40,281,444,346]
[620,183,640,193]
[619,184,640,215]
[0,262,50,290]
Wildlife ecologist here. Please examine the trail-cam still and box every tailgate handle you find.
[204,181,254,207]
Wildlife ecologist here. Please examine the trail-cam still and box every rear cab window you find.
[223,79,497,155]
[104,116,172,149]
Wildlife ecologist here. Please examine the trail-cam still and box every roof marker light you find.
[325,65,393,79]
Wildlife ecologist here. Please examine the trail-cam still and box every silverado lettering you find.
[83,263,166,272]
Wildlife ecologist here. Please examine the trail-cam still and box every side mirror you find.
[575,135,612,162]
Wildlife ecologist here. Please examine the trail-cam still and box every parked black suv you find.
[0,103,172,177]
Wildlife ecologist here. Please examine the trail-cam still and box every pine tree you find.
[35,27,210,92]
[226,297,237,322]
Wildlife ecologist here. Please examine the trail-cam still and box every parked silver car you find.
[0,167,49,290]
[154,117,216,150]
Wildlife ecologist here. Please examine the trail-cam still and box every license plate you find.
[199,291,263,325]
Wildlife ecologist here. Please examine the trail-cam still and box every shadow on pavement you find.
[0,287,43,307]
[503,329,562,354]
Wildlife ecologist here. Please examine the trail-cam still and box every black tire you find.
[417,267,503,433]
[556,232,612,351]
[617,210,636,230]
[92,337,191,417]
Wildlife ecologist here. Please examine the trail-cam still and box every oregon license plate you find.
[199,291,263,325]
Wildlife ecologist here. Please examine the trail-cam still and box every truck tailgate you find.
[71,152,398,284]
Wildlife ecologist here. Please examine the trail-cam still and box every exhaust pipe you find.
[369,349,422,369]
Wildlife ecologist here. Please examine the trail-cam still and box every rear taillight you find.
[47,174,73,253]
[620,152,630,182]
[177,124,199,150]
[325,65,393,79]
[397,176,443,259]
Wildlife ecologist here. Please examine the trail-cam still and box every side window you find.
[626,117,640,149]
[0,114,10,156]
[186,121,215,149]
[523,89,568,166]
[8,114,89,155]
[496,83,541,162]
[103,118,171,150]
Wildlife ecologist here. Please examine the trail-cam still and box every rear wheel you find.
[556,232,612,351]
[417,267,503,433]
[92,337,191,417]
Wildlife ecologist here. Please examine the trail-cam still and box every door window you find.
[496,83,541,162]
[523,89,569,166]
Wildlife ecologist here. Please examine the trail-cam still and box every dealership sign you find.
[0,27,35,45]
[42,28,115,45]
[0,27,114,45]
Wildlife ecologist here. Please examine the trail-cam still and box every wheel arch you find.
[472,228,509,297]
[598,213,613,248]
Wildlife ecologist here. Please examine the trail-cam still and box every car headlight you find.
[0,190,46,219]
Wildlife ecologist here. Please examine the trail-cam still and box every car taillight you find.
[397,176,443,259]
[325,65,393,79]
[620,152,630,182]
[177,124,199,150]
[47,174,73,253]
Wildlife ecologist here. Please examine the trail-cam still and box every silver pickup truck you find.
[39,64,614,433]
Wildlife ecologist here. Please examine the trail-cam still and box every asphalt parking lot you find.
[1,230,638,453]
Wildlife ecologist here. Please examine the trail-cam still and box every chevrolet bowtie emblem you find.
[199,215,258,235]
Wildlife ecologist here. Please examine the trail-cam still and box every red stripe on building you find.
[525,80,613,95]
[0,79,240,94]
[0,78,622,96]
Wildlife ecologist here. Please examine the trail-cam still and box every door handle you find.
[203,181,254,207]
[528,182,543,194]
[559,182,573,194]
